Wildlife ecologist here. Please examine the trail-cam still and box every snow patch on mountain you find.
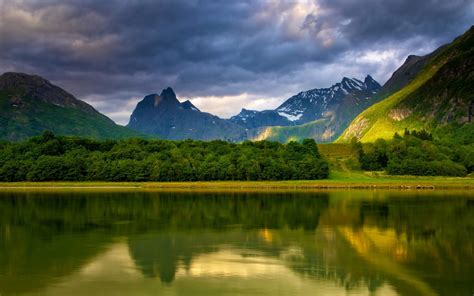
[278,112,303,121]
[229,75,381,130]
[275,75,381,123]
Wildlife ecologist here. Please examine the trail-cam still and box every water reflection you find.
[0,190,472,295]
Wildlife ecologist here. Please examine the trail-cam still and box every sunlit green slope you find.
[249,118,330,142]
[338,26,474,143]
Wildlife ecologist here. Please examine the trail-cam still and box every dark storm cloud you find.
[0,0,472,123]
[316,0,472,43]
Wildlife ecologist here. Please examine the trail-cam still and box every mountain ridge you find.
[275,75,381,123]
[238,75,383,142]
[0,72,144,141]
[2,27,471,143]
[127,87,247,141]
[230,75,381,130]
[0,72,100,116]
[338,25,474,142]
[127,75,383,142]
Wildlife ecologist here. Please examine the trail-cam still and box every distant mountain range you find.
[0,26,472,143]
[231,75,380,128]
[243,75,383,142]
[126,75,382,141]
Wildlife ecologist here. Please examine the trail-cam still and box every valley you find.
[0,2,473,296]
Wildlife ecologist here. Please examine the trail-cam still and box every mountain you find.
[230,109,292,129]
[376,45,447,100]
[127,87,247,141]
[241,76,382,142]
[0,72,142,141]
[275,75,381,124]
[128,77,382,142]
[338,26,474,143]
[231,76,381,130]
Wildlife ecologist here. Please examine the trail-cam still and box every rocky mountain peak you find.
[335,76,370,93]
[128,87,246,141]
[364,75,382,91]
[235,75,382,130]
[160,87,177,99]
[181,100,200,111]
[229,75,382,131]
[270,75,381,124]
[364,74,375,82]
[140,87,181,109]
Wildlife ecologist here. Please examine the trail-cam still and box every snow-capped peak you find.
[275,75,381,122]
[229,75,381,129]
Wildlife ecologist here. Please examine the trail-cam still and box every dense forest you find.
[0,130,473,181]
[0,131,329,181]
[353,129,473,176]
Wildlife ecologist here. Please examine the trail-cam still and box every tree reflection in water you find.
[0,190,472,295]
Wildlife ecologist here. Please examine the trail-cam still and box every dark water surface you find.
[0,189,472,295]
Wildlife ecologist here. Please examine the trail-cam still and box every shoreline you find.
[0,177,473,190]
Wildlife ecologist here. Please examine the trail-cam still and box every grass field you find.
[0,170,472,190]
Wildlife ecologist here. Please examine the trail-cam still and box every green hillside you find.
[249,118,330,142]
[338,26,474,143]
[0,73,145,141]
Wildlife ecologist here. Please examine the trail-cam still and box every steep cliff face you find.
[128,87,247,141]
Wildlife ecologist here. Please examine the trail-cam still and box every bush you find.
[387,159,467,177]
[355,130,471,176]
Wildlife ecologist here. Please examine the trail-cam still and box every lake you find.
[0,189,472,295]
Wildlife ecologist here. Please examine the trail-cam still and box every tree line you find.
[0,131,329,182]
[352,129,473,176]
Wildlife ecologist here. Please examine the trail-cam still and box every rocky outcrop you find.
[127,87,247,141]
[388,108,412,121]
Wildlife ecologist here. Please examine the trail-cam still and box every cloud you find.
[0,0,472,124]
[189,93,284,119]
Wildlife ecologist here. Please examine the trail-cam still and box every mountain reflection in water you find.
[0,190,472,295]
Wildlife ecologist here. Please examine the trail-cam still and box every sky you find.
[1,0,473,125]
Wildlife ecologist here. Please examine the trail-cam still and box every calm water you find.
[0,190,472,296]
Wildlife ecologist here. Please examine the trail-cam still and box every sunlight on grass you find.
[337,37,458,143]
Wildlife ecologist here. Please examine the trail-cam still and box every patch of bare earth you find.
[388,108,412,121]
[343,117,368,140]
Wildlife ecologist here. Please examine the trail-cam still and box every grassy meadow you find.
[0,170,472,190]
